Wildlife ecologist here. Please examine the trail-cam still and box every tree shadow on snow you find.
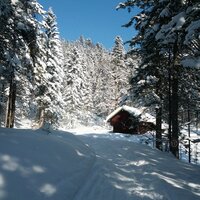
[0,128,95,200]
[77,133,200,200]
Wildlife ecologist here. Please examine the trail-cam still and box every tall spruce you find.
[42,8,64,127]
[62,45,90,128]
[118,0,170,151]
[0,0,45,127]
[117,0,200,157]
[111,36,130,108]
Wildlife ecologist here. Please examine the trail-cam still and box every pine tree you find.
[118,0,200,157]
[181,1,200,68]
[62,45,90,128]
[0,0,45,127]
[118,0,170,151]
[91,43,116,117]
[0,0,13,126]
[41,7,64,127]
[111,36,130,108]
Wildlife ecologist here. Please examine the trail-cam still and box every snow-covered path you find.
[0,128,200,200]
[75,133,200,200]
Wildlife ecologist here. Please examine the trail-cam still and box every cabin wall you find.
[111,111,131,133]
[109,111,155,134]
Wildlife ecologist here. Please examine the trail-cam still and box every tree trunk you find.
[171,76,179,158]
[170,35,179,159]
[187,102,191,163]
[0,83,5,127]
[168,68,172,151]
[5,86,12,127]
[5,78,16,128]
[38,107,45,128]
[156,106,162,150]
[167,48,172,152]
[10,83,16,128]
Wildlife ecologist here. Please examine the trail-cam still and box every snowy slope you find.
[0,127,200,200]
[0,128,95,200]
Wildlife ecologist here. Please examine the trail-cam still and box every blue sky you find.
[38,0,139,50]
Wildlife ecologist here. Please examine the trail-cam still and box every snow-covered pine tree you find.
[118,0,171,150]
[41,7,64,127]
[12,0,46,127]
[62,44,90,128]
[0,0,13,126]
[154,0,200,155]
[175,1,200,155]
[111,36,131,108]
[91,43,116,117]
[181,1,200,69]
[118,0,200,157]
[61,42,74,128]
[0,0,45,128]
[155,0,194,157]
[175,0,200,128]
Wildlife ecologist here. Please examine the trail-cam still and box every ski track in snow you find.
[0,127,200,200]
[74,132,200,200]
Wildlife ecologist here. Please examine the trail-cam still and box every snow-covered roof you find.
[140,112,156,124]
[106,106,142,122]
[106,105,147,122]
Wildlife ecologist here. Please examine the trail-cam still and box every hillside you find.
[0,127,200,200]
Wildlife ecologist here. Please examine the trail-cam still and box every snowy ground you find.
[180,126,200,164]
[0,127,200,200]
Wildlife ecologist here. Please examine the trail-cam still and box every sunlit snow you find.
[0,127,200,200]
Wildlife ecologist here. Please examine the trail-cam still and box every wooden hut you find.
[106,106,156,134]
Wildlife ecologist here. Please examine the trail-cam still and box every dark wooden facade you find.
[108,109,155,134]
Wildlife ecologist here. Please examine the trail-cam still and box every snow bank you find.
[0,128,95,200]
